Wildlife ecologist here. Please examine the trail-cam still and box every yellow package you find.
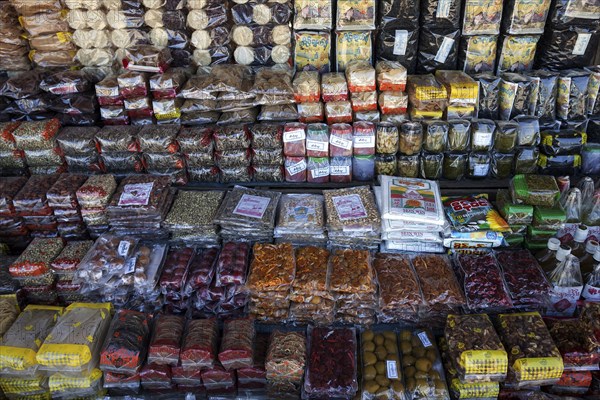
[36,303,112,373]
[0,374,48,395]
[0,305,63,374]
[336,31,372,72]
[49,368,102,393]
[0,294,20,341]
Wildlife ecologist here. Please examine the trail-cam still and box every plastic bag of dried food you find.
[178,318,219,369]
[118,71,149,99]
[407,74,448,119]
[375,22,419,74]
[416,27,460,73]
[251,68,294,97]
[497,35,538,74]
[420,0,462,28]
[182,111,220,125]
[556,70,589,121]
[462,0,502,35]
[458,35,497,74]
[149,69,188,99]
[76,174,117,209]
[217,107,257,125]
[336,31,372,72]
[525,70,558,121]
[471,73,500,119]
[376,61,407,92]
[535,27,599,71]
[258,104,298,121]
[293,71,320,103]
[75,48,114,68]
[36,302,113,374]
[498,73,536,121]
[99,310,150,375]
[336,0,375,30]
[147,313,185,366]
[345,61,376,93]
[13,174,61,216]
[95,126,140,152]
[503,0,551,35]
[218,318,255,370]
[233,45,292,66]
[321,72,348,102]
[325,101,352,124]
[513,116,540,147]
[136,125,179,153]
[18,12,69,36]
[122,45,172,73]
[40,70,101,95]
[249,123,283,149]
[293,0,332,29]
[0,176,28,216]
[11,119,61,150]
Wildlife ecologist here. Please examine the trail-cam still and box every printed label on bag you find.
[473,164,489,177]
[330,165,350,176]
[393,30,409,56]
[286,159,307,176]
[386,360,399,379]
[311,167,329,179]
[124,257,137,274]
[118,182,154,206]
[583,284,600,301]
[332,194,367,220]
[330,135,353,150]
[306,139,328,152]
[573,33,591,55]
[118,241,131,257]
[473,132,492,148]
[434,37,455,63]
[233,194,271,219]
[283,129,306,142]
[418,331,433,348]
[354,135,375,148]
[548,285,584,315]
[436,0,452,18]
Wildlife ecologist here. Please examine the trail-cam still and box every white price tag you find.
[283,129,306,143]
[434,37,455,63]
[311,167,329,179]
[573,33,591,55]
[118,241,131,257]
[233,194,271,219]
[582,284,600,301]
[330,135,353,150]
[436,0,452,18]
[354,135,375,148]
[306,140,328,153]
[118,182,154,206]
[330,165,350,176]
[124,257,137,275]
[393,30,408,56]
[473,132,492,147]
[386,360,399,379]
[286,159,307,176]
[417,331,433,348]
[473,164,489,177]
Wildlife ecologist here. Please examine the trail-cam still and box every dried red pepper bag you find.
[100,309,151,375]
[148,313,185,366]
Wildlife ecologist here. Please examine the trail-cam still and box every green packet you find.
[527,225,558,239]
[509,174,560,207]
[510,224,527,234]
[525,238,551,251]
[504,233,525,247]
[496,189,533,225]
[533,206,566,230]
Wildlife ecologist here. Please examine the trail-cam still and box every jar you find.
[375,153,397,176]
[492,152,514,179]
[420,152,443,179]
[447,119,470,152]
[468,152,491,178]
[399,121,423,155]
[397,154,420,178]
[376,122,399,154]
[352,155,375,181]
[470,119,495,152]
[494,121,518,153]
[443,153,467,180]
[422,120,448,153]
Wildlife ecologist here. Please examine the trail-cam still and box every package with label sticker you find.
[293,71,321,103]
[556,69,590,121]
[462,0,503,35]
[359,328,405,399]
[375,23,419,74]
[294,31,331,73]
[416,27,460,73]
[502,0,552,35]
[293,0,332,29]
[336,0,375,30]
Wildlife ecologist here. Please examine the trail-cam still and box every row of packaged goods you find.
[1,174,600,315]
[2,62,600,128]
[0,0,598,72]
[0,300,598,399]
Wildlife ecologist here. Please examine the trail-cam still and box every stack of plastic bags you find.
[323,186,381,249]
[250,123,285,182]
[47,174,89,241]
[0,1,30,72]
[164,190,223,245]
[137,125,187,185]
[12,174,61,239]
[76,174,118,238]
[150,68,188,124]
[376,175,446,253]
[214,186,281,243]
[95,126,143,174]
[144,0,192,67]
[55,126,102,173]
[36,302,113,399]
[106,175,173,239]
[246,242,295,322]
[187,0,231,66]
[106,0,145,67]
[0,176,29,252]
[213,125,253,183]
[0,304,64,399]
[11,119,65,174]
[274,194,327,245]
[50,240,94,304]
[67,0,115,69]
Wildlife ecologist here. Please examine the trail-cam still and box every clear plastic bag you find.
[557,70,590,121]
[336,31,372,71]
[325,101,352,124]
[218,317,255,371]
[321,72,348,102]
[473,73,500,119]
[95,126,140,152]
[13,175,61,217]
[503,0,551,34]
[346,61,376,93]
[416,27,460,73]
[147,313,185,366]
[122,45,172,73]
[99,309,150,375]
[293,71,321,103]
[11,119,61,150]
[498,73,536,121]
[304,326,358,398]
[36,302,113,374]
[496,35,539,74]
[179,318,219,369]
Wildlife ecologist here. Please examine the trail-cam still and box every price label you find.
[311,167,329,179]
[436,0,452,18]
[330,135,352,150]
[418,331,433,348]
[386,360,399,379]
[306,140,328,152]
[434,37,455,63]
[283,129,306,143]
[354,135,375,148]
[286,159,307,176]
[330,165,350,175]
[573,33,591,55]
[124,257,137,275]
[393,30,408,56]
[118,241,131,257]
